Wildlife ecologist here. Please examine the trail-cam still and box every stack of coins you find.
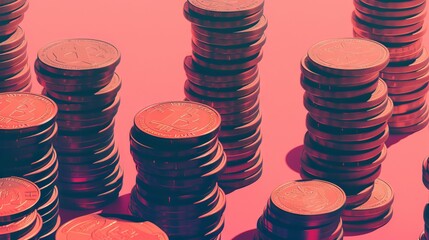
[0,177,43,239]
[129,101,226,240]
[341,179,394,233]
[56,214,169,239]
[255,180,345,240]
[0,93,60,239]
[300,38,394,232]
[183,0,266,190]
[421,156,429,239]
[0,0,31,93]
[352,0,429,133]
[34,39,123,210]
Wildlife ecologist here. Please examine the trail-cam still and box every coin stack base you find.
[300,38,394,232]
[0,0,31,93]
[352,0,429,133]
[255,180,346,240]
[183,0,267,190]
[35,39,123,210]
[0,93,60,238]
[0,177,43,239]
[56,214,169,239]
[129,102,226,240]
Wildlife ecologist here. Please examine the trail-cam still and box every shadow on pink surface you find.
[386,134,410,148]
[285,145,303,173]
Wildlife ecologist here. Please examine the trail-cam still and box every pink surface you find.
[24,1,429,239]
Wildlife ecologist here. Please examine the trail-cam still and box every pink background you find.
[24,1,429,239]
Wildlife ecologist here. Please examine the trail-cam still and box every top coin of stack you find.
[352,0,429,133]
[129,101,226,240]
[300,38,394,233]
[183,0,266,190]
[56,213,169,240]
[0,177,43,240]
[0,0,31,93]
[0,92,61,239]
[35,39,123,210]
[255,180,346,240]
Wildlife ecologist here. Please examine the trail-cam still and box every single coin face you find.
[56,214,169,240]
[271,180,346,216]
[189,0,263,12]
[38,39,120,71]
[0,93,57,131]
[0,177,40,219]
[308,38,389,73]
[134,101,221,140]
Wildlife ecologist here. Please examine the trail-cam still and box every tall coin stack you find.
[0,177,43,239]
[129,101,226,240]
[255,180,346,240]
[183,0,266,190]
[352,0,429,133]
[300,38,393,232]
[0,0,31,92]
[0,93,60,239]
[35,39,123,210]
[421,156,429,239]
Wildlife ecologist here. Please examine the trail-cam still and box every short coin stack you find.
[0,0,31,93]
[300,38,393,232]
[35,39,123,210]
[352,0,429,133]
[56,214,169,239]
[0,93,60,239]
[421,156,429,239]
[341,179,394,233]
[0,177,43,239]
[183,0,266,190]
[129,101,226,240]
[255,180,345,240]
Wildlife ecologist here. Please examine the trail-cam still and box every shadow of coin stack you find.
[255,180,346,240]
[0,93,60,239]
[34,39,123,210]
[0,0,31,92]
[183,0,267,190]
[129,101,226,240]
[0,177,44,239]
[421,156,429,239]
[300,38,394,233]
[352,0,429,133]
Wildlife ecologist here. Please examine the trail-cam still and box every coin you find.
[187,0,264,18]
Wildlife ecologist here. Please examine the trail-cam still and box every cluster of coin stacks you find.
[183,0,266,190]
[300,38,394,232]
[0,93,60,239]
[56,214,169,239]
[341,179,393,233]
[34,39,123,210]
[129,101,226,240]
[255,180,346,240]
[421,156,429,239]
[352,0,429,133]
[0,177,43,239]
[0,0,31,92]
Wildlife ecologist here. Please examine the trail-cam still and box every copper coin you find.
[188,0,264,17]
[192,50,263,71]
[219,164,262,189]
[0,1,28,22]
[389,105,428,128]
[384,47,429,73]
[0,210,38,238]
[221,127,261,149]
[389,82,429,103]
[382,61,429,81]
[354,25,427,44]
[0,177,40,223]
[301,56,379,87]
[192,15,267,39]
[360,0,425,9]
[390,114,429,134]
[345,184,374,208]
[37,39,120,76]
[0,54,27,77]
[354,9,426,27]
[219,154,262,181]
[352,12,424,36]
[389,43,424,63]
[269,180,345,227]
[393,96,426,115]
[343,208,393,232]
[20,212,43,240]
[56,214,169,240]
[134,101,220,145]
[0,27,24,52]
[192,28,264,46]
[184,2,263,29]
[0,0,25,14]
[0,37,26,61]
[307,38,389,76]
[387,81,428,95]
[354,0,426,18]
[223,149,261,174]
[390,104,427,123]
[0,93,57,134]
[220,112,262,137]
